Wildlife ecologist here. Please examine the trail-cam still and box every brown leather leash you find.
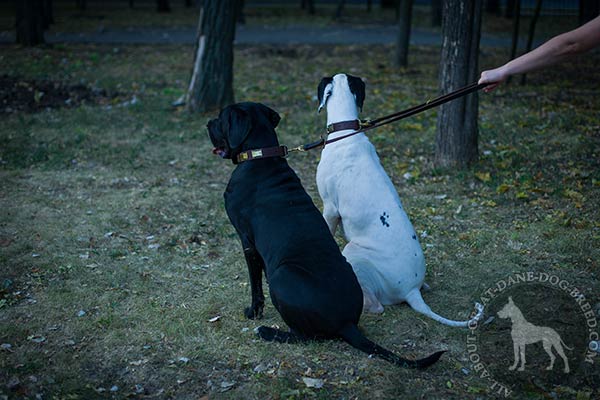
[233,82,490,164]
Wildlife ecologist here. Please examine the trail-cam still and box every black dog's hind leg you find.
[243,247,265,319]
[256,326,303,344]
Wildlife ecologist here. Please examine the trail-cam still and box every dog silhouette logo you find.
[497,296,572,373]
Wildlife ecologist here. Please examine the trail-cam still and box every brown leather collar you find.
[235,145,288,164]
[326,119,361,134]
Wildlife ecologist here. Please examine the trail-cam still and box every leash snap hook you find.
[359,119,372,129]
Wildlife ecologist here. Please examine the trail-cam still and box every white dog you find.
[316,73,483,327]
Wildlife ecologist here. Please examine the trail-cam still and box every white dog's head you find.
[317,73,365,115]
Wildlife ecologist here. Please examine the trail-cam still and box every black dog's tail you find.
[339,324,445,369]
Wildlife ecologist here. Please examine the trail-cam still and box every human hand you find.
[478,67,509,92]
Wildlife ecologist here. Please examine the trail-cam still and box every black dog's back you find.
[226,158,364,338]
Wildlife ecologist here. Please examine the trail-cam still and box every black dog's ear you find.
[346,74,365,111]
[317,76,333,113]
[222,105,252,149]
[259,103,281,129]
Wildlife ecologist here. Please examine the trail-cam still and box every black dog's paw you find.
[255,326,300,343]
[244,304,263,319]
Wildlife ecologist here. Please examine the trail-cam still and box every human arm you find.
[479,15,600,92]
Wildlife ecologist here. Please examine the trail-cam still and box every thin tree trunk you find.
[395,0,413,67]
[16,0,45,46]
[521,0,543,85]
[157,0,171,12]
[301,0,315,14]
[505,0,515,18]
[186,0,238,112]
[431,0,441,27]
[579,0,600,25]
[485,0,500,15]
[42,0,53,29]
[435,0,482,168]
[508,0,521,84]
[334,0,346,19]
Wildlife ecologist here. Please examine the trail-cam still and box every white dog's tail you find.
[405,288,484,328]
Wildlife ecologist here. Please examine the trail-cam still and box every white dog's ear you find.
[346,74,365,112]
[317,76,333,113]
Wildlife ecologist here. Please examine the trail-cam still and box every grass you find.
[1,5,599,400]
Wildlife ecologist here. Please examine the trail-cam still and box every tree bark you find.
[16,0,45,46]
[395,0,413,67]
[435,0,482,169]
[186,0,239,113]
[431,0,442,26]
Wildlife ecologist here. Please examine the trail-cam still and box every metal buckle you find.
[251,149,263,158]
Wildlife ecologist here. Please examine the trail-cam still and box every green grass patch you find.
[0,27,598,400]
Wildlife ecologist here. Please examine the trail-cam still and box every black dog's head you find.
[207,102,281,162]
[317,73,365,113]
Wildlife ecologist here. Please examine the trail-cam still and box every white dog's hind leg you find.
[405,289,484,328]
[322,204,340,236]
[362,285,384,314]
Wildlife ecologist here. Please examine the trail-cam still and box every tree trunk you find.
[521,0,543,85]
[381,0,395,8]
[186,0,239,113]
[301,0,315,14]
[42,0,53,29]
[16,0,45,46]
[485,0,500,15]
[395,0,413,67]
[367,0,372,12]
[157,0,171,12]
[334,0,346,19]
[76,0,87,11]
[579,0,600,25]
[505,0,516,18]
[431,0,442,26]
[435,0,482,169]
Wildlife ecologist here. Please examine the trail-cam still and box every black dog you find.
[207,102,444,368]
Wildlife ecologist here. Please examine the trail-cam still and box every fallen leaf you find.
[208,315,221,323]
[475,171,491,183]
[27,335,46,343]
[302,377,324,389]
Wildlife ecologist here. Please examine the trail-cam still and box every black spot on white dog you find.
[380,212,390,227]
